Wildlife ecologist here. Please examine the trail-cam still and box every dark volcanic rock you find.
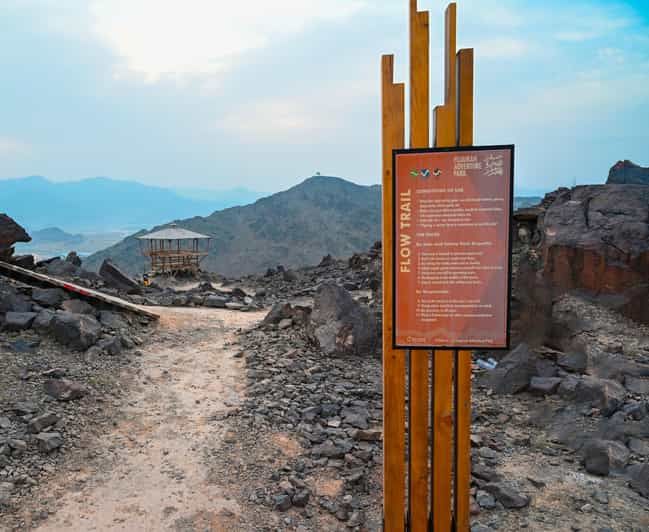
[607,160,649,185]
[61,299,95,315]
[50,311,101,350]
[65,251,82,267]
[628,464,649,498]
[31,287,66,308]
[483,483,530,509]
[488,343,537,395]
[308,282,377,356]
[575,376,626,416]
[45,258,80,277]
[0,213,30,260]
[43,378,87,401]
[582,439,630,476]
[3,311,37,331]
[99,259,140,293]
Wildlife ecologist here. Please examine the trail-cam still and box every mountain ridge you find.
[0,176,261,233]
[84,175,381,277]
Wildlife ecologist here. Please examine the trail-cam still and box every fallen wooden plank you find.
[0,260,159,320]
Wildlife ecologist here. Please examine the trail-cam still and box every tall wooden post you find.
[381,54,406,532]
[382,2,475,530]
[408,2,431,531]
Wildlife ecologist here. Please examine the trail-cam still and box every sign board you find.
[393,145,514,350]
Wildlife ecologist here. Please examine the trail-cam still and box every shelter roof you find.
[137,224,210,240]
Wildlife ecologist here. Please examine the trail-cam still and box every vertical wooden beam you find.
[409,0,430,148]
[408,3,430,530]
[457,48,474,147]
[431,5,457,532]
[433,2,457,148]
[431,350,453,532]
[455,46,474,532]
[381,53,406,532]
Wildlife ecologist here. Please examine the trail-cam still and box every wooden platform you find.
[0,261,159,320]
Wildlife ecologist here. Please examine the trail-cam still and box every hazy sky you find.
[1,0,648,195]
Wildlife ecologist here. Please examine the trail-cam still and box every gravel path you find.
[21,306,263,532]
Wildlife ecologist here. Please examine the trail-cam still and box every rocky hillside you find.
[84,176,381,277]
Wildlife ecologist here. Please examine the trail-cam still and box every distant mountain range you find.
[85,176,382,277]
[0,176,262,233]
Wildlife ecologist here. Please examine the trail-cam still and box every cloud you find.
[474,37,531,59]
[88,0,366,82]
[0,137,31,157]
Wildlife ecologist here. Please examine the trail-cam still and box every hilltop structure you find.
[137,224,210,275]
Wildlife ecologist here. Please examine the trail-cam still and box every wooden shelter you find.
[137,224,210,275]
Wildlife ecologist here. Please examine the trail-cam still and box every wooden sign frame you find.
[391,144,515,351]
[380,2,494,531]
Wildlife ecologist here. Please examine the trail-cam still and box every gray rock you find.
[98,310,128,329]
[35,432,63,453]
[3,311,37,331]
[476,490,497,509]
[311,441,345,459]
[529,376,562,395]
[483,483,530,509]
[0,213,30,260]
[273,493,292,512]
[628,438,649,456]
[50,311,101,350]
[556,351,588,374]
[61,299,95,315]
[607,160,649,185]
[204,295,228,308]
[0,417,10,430]
[32,309,55,331]
[44,378,87,401]
[97,335,123,355]
[28,412,60,433]
[65,251,82,267]
[582,439,630,476]
[624,376,649,395]
[292,489,310,507]
[31,287,66,308]
[575,376,626,416]
[488,343,537,395]
[341,406,369,429]
[278,318,293,330]
[99,259,140,293]
[0,481,14,507]
[308,282,377,357]
[628,463,649,498]
[45,258,80,276]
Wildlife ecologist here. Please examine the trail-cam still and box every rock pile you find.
[215,306,383,529]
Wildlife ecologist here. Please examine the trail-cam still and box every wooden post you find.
[381,53,406,532]
[408,2,431,530]
[431,5,457,532]
[454,47,474,532]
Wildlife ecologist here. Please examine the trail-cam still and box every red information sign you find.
[393,145,514,350]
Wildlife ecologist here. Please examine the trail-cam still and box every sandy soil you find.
[27,306,263,532]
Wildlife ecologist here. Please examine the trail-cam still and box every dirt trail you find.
[34,306,264,532]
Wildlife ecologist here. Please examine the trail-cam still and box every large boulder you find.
[607,160,649,185]
[45,258,80,277]
[99,259,140,293]
[307,283,377,356]
[513,184,649,336]
[0,214,30,261]
[582,439,630,476]
[574,376,627,416]
[49,311,101,350]
[31,287,66,308]
[488,343,538,395]
[3,312,37,331]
